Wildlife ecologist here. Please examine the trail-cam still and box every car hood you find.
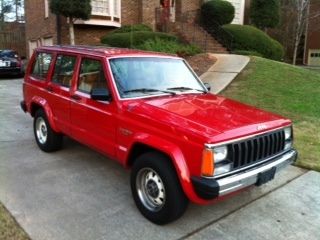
[126,94,291,143]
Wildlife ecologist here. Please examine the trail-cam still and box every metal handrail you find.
[177,9,234,51]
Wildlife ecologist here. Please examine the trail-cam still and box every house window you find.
[113,0,119,17]
[44,0,49,18]
[91,0,120,17]
[92,0,110,16]
[75,0,121,27]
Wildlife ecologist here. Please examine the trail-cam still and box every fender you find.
[30,96,60,133]
[126,133,208,204]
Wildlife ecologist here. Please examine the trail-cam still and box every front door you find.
[70,57,117,158]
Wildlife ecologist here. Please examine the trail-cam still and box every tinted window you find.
[78,58,107,94]
[52,55,77,87]
[32,52,52,80]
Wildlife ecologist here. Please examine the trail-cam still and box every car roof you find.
[37,45,180,59]
[0,49,16,53]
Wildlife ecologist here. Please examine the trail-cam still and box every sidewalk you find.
[200,54,250,94]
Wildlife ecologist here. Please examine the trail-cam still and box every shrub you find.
[101,31,178,48]
[233,50,263,57]
[137,38,202,56]
[112,24,152,34]
[222,24,284,61]
[250,0,280,30]
[201,0,235,26]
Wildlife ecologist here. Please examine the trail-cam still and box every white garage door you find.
[308,49,320,66]
[29,40,38,58]
[43,37,53,46]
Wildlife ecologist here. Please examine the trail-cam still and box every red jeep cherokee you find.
[21,46,297,224]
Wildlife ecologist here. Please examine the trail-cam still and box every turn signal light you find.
[201,149,214,176]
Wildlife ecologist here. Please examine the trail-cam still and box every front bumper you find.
[192,149,297,200]
[0,67,22,75]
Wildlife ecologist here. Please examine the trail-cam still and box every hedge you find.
[233,50,263,57]
[101,31,178,48]
[137,38,202,56]
[201,0,235,26]
[222,24,284,61]
[112,24,152,34]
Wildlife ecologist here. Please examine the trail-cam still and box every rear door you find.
[45,53,78,135]
[25,51,54,103]
[69,56,118,157]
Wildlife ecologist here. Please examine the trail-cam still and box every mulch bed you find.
[185,53,217,76]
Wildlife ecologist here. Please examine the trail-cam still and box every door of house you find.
[160,0,175,21]
[308,49,320,66]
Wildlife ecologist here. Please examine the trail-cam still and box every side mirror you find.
[204,82,211,91]
[91,88,112,101]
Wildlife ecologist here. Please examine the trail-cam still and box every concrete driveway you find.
[1,79,320,240]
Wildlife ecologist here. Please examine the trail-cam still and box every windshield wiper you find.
[166,87,207,93]
[123,88,176,95]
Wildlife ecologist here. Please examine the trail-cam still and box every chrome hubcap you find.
[35,117,47,144]
[136,168,166,212]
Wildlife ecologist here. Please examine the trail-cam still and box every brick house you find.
[25,0,249,58]
[0,22,26,57]
[304,0,320,66]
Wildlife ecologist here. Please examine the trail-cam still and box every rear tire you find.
[131,152,188,225]
[33,109,62,152]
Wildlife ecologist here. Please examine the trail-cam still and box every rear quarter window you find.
[31,52,53,80]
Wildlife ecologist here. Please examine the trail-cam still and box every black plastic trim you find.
[191,176,220,200]
[20,100,27,112]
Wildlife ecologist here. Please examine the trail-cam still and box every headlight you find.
[284,127,292,140]
[213,145,228,163]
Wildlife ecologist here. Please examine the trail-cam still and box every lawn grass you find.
[0,202,30,240]
[221,57,320,171]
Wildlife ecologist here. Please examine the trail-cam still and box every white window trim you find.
[44,0,49,18]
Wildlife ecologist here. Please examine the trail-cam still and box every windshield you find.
[109,57,206,98]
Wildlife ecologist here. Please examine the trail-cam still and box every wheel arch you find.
[126,136,204,204]
[30,97,59,132]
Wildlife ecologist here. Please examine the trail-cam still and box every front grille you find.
[228,130,285,170]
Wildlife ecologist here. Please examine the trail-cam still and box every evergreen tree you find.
[250,0,280,31]
[50,0,91,45]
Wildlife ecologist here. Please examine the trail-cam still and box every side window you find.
[31,52,52,79]
[78,58,107,94]
[52,55,77,87]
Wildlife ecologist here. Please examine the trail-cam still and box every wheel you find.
[131,152,188,225]
[33,109,62,152]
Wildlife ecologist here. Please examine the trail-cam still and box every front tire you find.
[33,109,62,152]
[131,152,188,225]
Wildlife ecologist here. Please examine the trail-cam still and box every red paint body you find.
[22,46,292,204]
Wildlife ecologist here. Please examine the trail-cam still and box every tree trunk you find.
[15,0,18,21]
[69,17,75,45]
[292,38,299,65]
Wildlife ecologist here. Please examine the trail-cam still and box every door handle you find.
[71,94,82,101]
[46,86,53,92]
